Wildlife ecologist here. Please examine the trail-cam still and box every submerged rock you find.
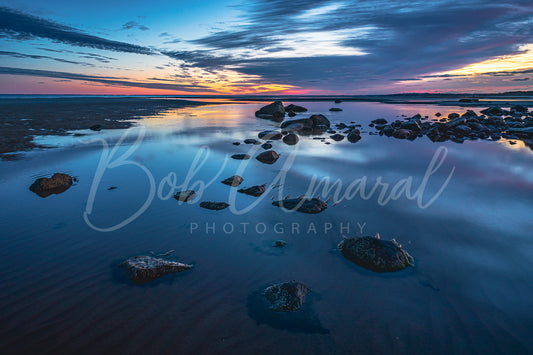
[90,124,102,131]
[231,154,250,160]
[261,142,273,150]
[329,108,343,112]
[119,255,192,284]
[272,197,327,214]
[255,101,285,121]
[347,130,362,143]
[285,104,308,112]
[283,133,299,145]
[29,173,73,198]
[338,235,413,273]
[174,190,196,202]
[263,281,311,312]
[244,138,260,144]
[256,150,279,164]
[200,201,230,210]
[232,142,241,146]
[330,133,344,141]
[238,184,266,197]
[273,240,287,248]
[221,175,244,187]
[258,130,282,140]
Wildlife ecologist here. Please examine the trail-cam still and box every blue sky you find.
[0,0,532,94]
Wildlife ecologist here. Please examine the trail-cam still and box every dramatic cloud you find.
[122,21,149,31]
[180,0,533,92]
[0,7,154,55]
[0,50,94,66]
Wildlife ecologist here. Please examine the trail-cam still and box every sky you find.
[0,0,532,95]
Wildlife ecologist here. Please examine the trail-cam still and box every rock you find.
[263,281,310,312]
[231,154,250,160]
[282,133,299,145]
[238,184,266,197]
[287,110,296,117]
[232,142,241,146]
[221,175,243,187]
[280,118,313,131]
[511,104,528,114]
[309,114,331,129]
[244,138,259,144]
[29,173,73,198]
[89,124,102,131]
[338,235,413,273]
[108,186,118,190]
[119,255,192,284]
[334,99,342,103]
[448,113,460,119]
[372,118,388,125]
[174,190,196,202]
[455,125,472,135]
[393,129,414,139]
[261,143,272,150]
[256,150,279,164]
[255,101,285,121]
[461,110,478,119]
[480,106,506,116]
[459,98,479,102]
[329,108,343,112]
[347,130,362,143]
[272,197,327,214]
[258,130,282,140]
[285,104,308,112]
[435,112,442,117]
[330,133,344,141]
[273,240,287,248]
[200,201,230,210]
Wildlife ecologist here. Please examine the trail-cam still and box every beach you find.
[1,96,533,354]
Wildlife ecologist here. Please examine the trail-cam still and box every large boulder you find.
[309,114,331,129]
[272,197,327,214]
[119,255,192,284]
[480,106,506,116]
[263,281,311,312]
[282,133,299,145]
[258,130,282,140]
[255,101,285,121]
[29,173,73,198]
[338,236,413,273]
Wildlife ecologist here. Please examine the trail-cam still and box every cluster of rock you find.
[372,105,533,145]
[263,281,311,312]
[119,255,193,284]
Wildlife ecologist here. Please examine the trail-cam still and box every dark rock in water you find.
[283,133,299,145]
[221,175,243,187]
[511,104,528,114]
[334,99,342,103]
[393,128,414,139]
[90,124,102,131]
[256,150,279,164]
[309,114,331,129]
[435,112,442,117]
[448,113,460,119]
[461,110,478,118]
[272,197,327,214]
[261,143,273,150]
[372,118,388,125]
[285,104,308,112]
[200,201,230,210]
[480,106,506,116]
[330,133,344,141]
[244,138,259,144]
[459,98,479,103]
[329,107,343,112]
[255,101,285,121]
[288,110,296,117]
[338,235,413,273]
[232,142,241,146]
[273,240,287,248]
[263,281,310,312]
[119,255,192,284]
[108,186,118,191]
[238,184,266,197]
[231,154,250,160]
[174,190,196,202]
[347,130,362,143]
[455,125,472,135]
[258,130,282,140]
[30,173,73,198]
[280,118,313,131]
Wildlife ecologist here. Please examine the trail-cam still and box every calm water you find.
[1,100,533,354]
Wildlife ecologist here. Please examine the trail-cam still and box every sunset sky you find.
[0,0,532,95]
